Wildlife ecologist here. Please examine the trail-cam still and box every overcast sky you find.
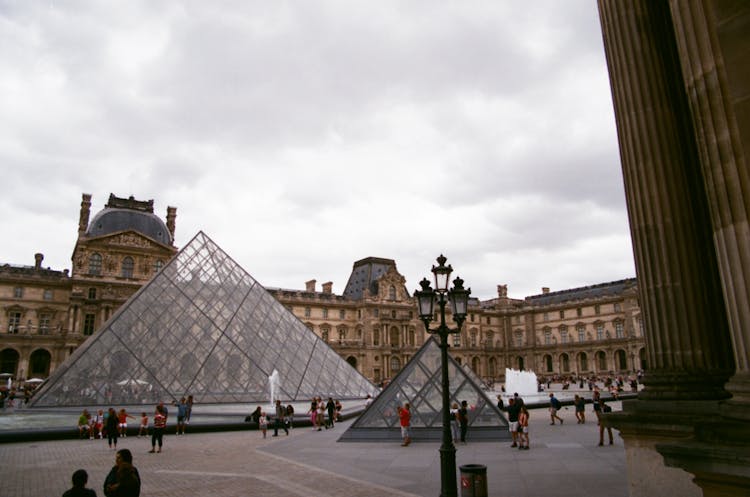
[0,1,635,300]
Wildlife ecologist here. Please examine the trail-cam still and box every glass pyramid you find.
[29,231,377,407]
[339,336,510,442]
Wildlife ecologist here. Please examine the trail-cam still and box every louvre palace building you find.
[0,192,645,386]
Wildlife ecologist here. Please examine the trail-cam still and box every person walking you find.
[548,393,563,425]
[62,469,97,497]
[103,449,141,497]
[574,395,586,424]
[149,405,166,453]
[398,402,412,447]
[272,399,288,436]
[458,400,469,443]
[594,397,614,446]
[176,398,188,435]
[325,397,336,428]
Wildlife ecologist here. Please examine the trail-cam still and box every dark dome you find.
[86,208,173,245]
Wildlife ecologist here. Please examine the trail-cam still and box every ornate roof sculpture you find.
[30,231,376,407]
[339,336,509,442]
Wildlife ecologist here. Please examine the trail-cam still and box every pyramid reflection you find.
[30,232,376,407]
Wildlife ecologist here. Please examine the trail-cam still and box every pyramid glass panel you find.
[339,336,510,442]
[30,231,376,407]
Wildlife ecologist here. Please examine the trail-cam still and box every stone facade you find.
[0,193,177,380]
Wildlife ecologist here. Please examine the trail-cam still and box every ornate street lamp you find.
[414,254,471,497]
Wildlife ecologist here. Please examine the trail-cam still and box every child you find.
[138,412,148,437]
[259,411,268,438]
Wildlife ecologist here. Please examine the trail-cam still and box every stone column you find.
[650,2,750,495]
[597,0,736,495]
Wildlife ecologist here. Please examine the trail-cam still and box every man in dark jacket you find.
[104,449,141,497]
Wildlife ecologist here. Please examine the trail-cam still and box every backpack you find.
[552,397,561,409]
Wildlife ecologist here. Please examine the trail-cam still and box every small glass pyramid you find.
[339,336,510,442]
[29,231,376,407]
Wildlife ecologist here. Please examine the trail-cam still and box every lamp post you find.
[414,254,471,497]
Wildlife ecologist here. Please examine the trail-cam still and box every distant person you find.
[104,449,141,497]
[137,412,148,437]
[117,409,135,437]
[176,397,188,435]
[105,408,119,449]
[273,399,289,436]
[149,404,166,453]
[506,398,520,448]
[398,403,412,447]
[325,397,336,428]
[185,395,194,424]
[334,399,342,421]
[496,395,504,411]
[449,402,460,442]
[77,409,91,439]
[548,393,563,425]
[574,395,586,424]
[286,403,295,429]
[258,411,268,438]
[594,398,614,446]
[247,406,262,425]
[62,469,96,497]
[458,400,469,443]
[517,405,530,450]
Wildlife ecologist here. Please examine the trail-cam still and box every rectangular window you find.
[13,287,23,298]
[615,321,624,338]
[470,314,475,322]
[576,307,582,317]
[43,289,53,301]
[88,288,97,300]
[543,312,549,322]
[596,323,604,340]
[515,333,523,347]
[559,310,565,319]
[452,333,461,347]
[486,316,490,324]
[339,309,345,320]
[8,312,21,333]
[304,307,311,318]
[578,326,585,342]
[544,331,551,345]
[83,314,96,336]
[614,303,622,313]
[322,308,328,319]
[373,309,379,318]
[595,304,601,315]
[39,313,51,334]
[470,332,477,346]
[561,330,568,343]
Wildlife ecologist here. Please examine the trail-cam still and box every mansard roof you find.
[86,194,172,246]
[342,257,400,300]
[525,278,637,306]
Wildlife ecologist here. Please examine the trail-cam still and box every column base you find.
[604,398,723,497]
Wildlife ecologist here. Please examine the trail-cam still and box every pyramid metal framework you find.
[339,336,510,442]
[30,231,377,407]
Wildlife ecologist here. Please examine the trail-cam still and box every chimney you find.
[79,193,92,235]
[34,253,43,270]
[497,284,508,298]
[322,282,333,294]
[166,206,177,242]
[542,287,550,294]
[305,279,316,292]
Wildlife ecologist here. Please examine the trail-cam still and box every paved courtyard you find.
[0,401,628,497]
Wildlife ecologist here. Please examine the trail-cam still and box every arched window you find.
[346,356,358,369]
[471,357,481,375]
[488,357,497,377]
[579,352,588,371]
[321,328,329,342]
[616,349,628,370]
[29,349,51,377]
[390,356,401,375]
[0,348,20,376]
[545,354,553,372]
[596,351,607,371]
[88,253,102,275]
[560,353,570,372]
[338,328,346,344]
[121,257,134,278]
[388,285,396,301]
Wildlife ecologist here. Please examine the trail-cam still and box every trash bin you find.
[459,464,487,497]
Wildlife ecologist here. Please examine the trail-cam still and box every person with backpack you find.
[593,397,614,446]
[548,393,563,425]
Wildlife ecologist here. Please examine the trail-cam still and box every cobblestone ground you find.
[0,429,418,497]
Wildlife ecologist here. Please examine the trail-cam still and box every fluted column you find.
[669,0,750,420]
[599,0,735,401]
[598,1,737,495]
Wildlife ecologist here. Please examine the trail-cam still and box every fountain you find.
[504,368,539,399]
[268,369,279,407]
